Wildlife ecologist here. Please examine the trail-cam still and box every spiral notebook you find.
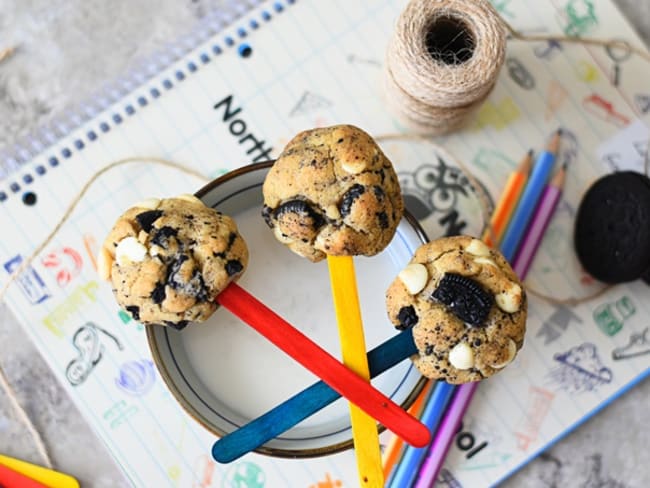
[2,0,649,486]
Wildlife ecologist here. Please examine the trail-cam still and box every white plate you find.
[147,162,428,458]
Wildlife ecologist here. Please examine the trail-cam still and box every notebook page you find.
[0,0,648,486]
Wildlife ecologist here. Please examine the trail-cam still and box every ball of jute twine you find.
[384,0,506,135]
[384,0,650,135]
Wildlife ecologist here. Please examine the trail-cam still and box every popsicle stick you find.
[212,328,418,463]
[327,255,382,488]
[216,283,431,448]
[0,454,79,488]
[0,462,50,488]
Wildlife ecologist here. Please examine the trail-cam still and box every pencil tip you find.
[527,149,534,156]
[557,128,563,135]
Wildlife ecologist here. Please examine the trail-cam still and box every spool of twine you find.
[384,0,506,135]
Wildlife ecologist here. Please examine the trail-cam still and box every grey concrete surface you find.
[0,1,648,487]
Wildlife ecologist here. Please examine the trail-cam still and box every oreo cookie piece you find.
[432,273,493,327]
[574,171,650,284]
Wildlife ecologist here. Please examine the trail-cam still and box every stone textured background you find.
[0,1,648,486]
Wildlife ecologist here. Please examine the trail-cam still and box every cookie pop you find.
[212,236,527,462]
[262,125,404,487]
[98,193,429,448]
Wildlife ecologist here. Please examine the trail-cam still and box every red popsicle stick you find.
[0,463,49,488]
[216,283,431,448]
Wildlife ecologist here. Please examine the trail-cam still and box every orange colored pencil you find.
[381,379,434,478]
[483,150,533,247]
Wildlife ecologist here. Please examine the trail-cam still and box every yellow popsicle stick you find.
[0,454,79,488]
[327,255,383,488]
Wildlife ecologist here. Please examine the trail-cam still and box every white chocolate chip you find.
[176,193,204,205]
[97,247,113,280]
[398,263,428,295]
[465,239,490,257]
[341,159,366,174]
[448,342,475,370]
[492,339,517,369]
[115,237,148,265]
[325,204,341,220]
[474,257,497,267]
[273,226,293,244]
[134,197,161,210]
[495,282,523,313]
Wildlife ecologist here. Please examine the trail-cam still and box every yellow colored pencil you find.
[483,150,533,247]
[382,378,433,478]
[327,255,383,488]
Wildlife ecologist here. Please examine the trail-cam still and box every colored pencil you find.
[413,134,564,487]
[381,379,434,479]
[0,454,79,488]
[0,462,50,488]
[217,283,431,448]
[483,150,533,247]
[387,382,455,488]
[499,130,561,260]
[385,149,533,485]
[512,165,566,278]
[327,255,383,488]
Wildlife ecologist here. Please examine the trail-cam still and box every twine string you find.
[0,157,209,469]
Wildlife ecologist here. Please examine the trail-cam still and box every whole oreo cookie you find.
[574,171,650,284]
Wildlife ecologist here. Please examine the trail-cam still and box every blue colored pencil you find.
[499,130,561,261]
[387,382,455,487]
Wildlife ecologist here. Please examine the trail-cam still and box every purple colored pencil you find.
[413,383,476,488]
[513,167,566,278]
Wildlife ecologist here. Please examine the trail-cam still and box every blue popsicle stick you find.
[212,328,418,463]
[499,144,558,261]
[387,381,456,487]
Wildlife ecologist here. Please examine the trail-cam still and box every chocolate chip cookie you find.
[98,194,248,328]
[386,236,527,384]
[262,125,404,262]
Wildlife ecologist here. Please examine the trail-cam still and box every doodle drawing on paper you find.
[66,322,124,386]
[3,254,51,304]
[548,343,613,393]
[612,327,650,361]
[115,359,156,396]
